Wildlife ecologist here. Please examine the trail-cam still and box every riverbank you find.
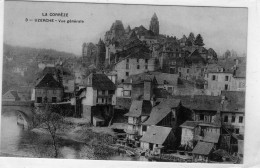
[30,117,119,159]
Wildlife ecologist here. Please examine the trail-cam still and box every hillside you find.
[2,44,80,94]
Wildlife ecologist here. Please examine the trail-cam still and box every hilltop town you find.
[2,13,246,163]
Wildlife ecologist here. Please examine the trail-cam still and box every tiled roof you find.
[177,95,221,111]
[180,121,200,129]
[115,97,132,110]
[87,73,116,90]
[140,126,173,145]
[3,90,20,100]
[192,141,214,155]
[234,65,246,78]
[35,73,62,88]
[124,100,152,117]
[221,91,245,113]
[143,99,180,126]
[185,49,206,65]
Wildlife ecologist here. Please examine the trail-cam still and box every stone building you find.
[32,73,63,103]
[80,73,116,126]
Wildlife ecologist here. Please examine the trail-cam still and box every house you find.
[2,90,20,101]
[221,91,245,135]
[141,99,181,135]
[140,126,175,155]
[192,141,215,162]
[124,100,152,146]
[81,73,116,126]
[32,73,63,104]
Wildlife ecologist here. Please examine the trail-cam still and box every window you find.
[102,90,106,95]
[199,114,204,121]
[123,90,131,97]
[225,76,229,81]
[137,65,140,69]
[109,90,115,95]
[225,84,229,91]
[126,64,129,69]
[142,125,147,132]
[145,65,148,70]
[224,116,228,122]
[126,59,129,63]
[52,97,57,103]
[37,97,42,103]
[212,75,216,81]
[137,59,139,63]
[235,128,240,134]
[145,59,148,63]
[231,116,236,123]
[126,72,129,76]
[102,98,104,103]
[187,69,189,74]
[239,116,243,123]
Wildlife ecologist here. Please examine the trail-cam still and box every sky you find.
[4,1,248,56]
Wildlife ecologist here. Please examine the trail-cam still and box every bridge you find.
[1,101,34,129]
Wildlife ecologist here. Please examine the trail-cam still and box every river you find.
[0,112,148,161]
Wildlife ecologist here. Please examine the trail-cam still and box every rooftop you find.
[86,73,116,90]
[192,141,214,155]
[140,126,172,145]
[35,73,62,88]
[124,100,152,117]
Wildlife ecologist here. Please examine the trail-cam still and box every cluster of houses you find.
[2,13,245,163]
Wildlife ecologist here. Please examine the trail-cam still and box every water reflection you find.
[1,113,148,161]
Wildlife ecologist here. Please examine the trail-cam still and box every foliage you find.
[194,34,204,46]
[188,32,195,42]
[33,103,64,158]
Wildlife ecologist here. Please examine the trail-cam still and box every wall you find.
[230,77,246,92]
[205,72,233,96]
[34,88,63,103]
[222,112,245,134]
[82,87,95,106]
[181,128,194,148]
[114,57,156,83]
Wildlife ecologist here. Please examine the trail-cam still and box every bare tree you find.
[34,103,63,158]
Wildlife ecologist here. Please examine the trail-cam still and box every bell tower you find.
[149,13,159,36]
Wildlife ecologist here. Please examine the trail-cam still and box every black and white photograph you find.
[0,0,258,167]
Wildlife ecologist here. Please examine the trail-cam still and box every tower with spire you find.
[149,13,159,36]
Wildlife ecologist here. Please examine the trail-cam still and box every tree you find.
[188,32,195,42]
[194,34,204,46]
[224,50,231,59]
[33,103,64,158]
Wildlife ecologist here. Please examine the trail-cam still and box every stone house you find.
[124,100,153,146]
[140,126,175,155]
[81,73,116,126]
[2,90,21,101]
[32,73,63,103]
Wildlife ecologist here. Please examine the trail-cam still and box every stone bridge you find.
[1,101,34,129]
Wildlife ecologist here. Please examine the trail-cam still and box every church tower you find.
[149,13,159,36]
[96,39,106,69]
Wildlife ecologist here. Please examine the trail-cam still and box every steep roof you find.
[3,90,20,100]
[87,73,116,90]
[35,73,62,88]
[124,100,152,117]
[192,141,214,155]
[185,49,206,65]
[140,126,172,145]
[221,91,245,113]
[142,99,180,126]
[234,65,246,78]
[178,95,221,111]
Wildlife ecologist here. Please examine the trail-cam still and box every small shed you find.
[192,141,214,162]
[93,116,105,127]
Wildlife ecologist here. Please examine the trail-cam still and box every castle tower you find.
[149,13,159,36]
[82,43,88,59]
[96,39,106,69]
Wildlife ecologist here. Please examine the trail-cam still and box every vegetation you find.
[33,103,64,158]
[194,34,204,46]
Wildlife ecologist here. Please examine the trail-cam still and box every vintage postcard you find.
[0,0,257,167]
